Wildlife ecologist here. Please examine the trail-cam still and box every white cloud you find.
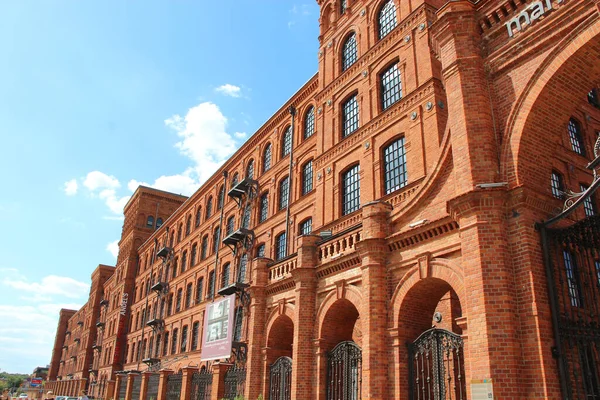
[103,215,125,221]
[215,84,242,98]
[63,179,78,196]
[2,273,89,300]
[107,239,119,258]
[98,189,130,215]
[83,171,120,191]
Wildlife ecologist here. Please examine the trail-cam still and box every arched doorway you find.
[266,314,294,400]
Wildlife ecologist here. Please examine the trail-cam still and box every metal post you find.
[284,106,296,257]
[212,171,228,300]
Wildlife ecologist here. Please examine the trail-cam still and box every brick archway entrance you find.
[266,314,293,400]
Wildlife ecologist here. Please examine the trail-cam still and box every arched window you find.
[146,216,154,228]
[156,218,163,228]
[186,215,192,236]
[181,251,187,273]
[201,235,209,260]
[246,159,255,179]
[163,332,169,356]
[238,254,248,283]
[169,230,175,248]
[181,325,188,353]
[185,283,192,309]
[195,207,202,227]
[195,277,204,304]
[299,218,313,235]
[231,172,239,187]
[304,106,315,139]
[568,118,585,156]
[340,0,347,15]
[279,176,290,210]
[213,227,221,254]
[281,126,292,158]
[580,184,596,217]
[302,160,313,195]
[263,144,272,173]
[206,197,213,219]
[260,193,269,223]
[208,270,215,299]
[191,243,197,266]
[342,32,358,71]
[381,63,402,110]
[551,171,565,199]
[342,164,360,215]
[221,263,230,288]
[176,289,183,313]
[383,137,407,194]
[177,223,183,243]
[342,94,359,137]
[378,0,397,39]
[172,258,178,279]
[171,328,178,354]
[191,321,200,351]
[275,232,287,260]
[226,216,235,235]
[217,186,225,210]
[242,205,251,229]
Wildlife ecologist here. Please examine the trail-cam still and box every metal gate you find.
[165,372,182,400]
[269,356,292,400]
[408,328,466,400]
[131,374,141,400]
[223,364,246,400]
[191,368,213,400]
[118,377,127,400]
[145,373,159,400]
[326,341,362,400]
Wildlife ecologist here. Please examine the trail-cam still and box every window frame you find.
[341,93,359,138]
[259,193,269,223]
[342,164,361,215]
[302,160,314,195]
[551,170,565,199]
[382,136,408,195]
[341,32,358,72]
[279,176,290,210]
[263,143,272,173]
[304,106,315,139]
[281,126,292,158]
[275,232,287,261]
[378,0,398,40]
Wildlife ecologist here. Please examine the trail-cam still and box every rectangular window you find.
[181,325,188,353]
[260,194,269,222]
[207,271,215,299]
[233,307,243,342]
[257,244,265,258]
[551,172,564,199]
[191,322,199,351]
[384,137,407,194]
[302,161,313,195]
[276,233,287,260]
[581,185,596,217]
[381,63,402,110]
[171,329,178,355]
[568,118,585,156]
[176,289,182,313]
[342,165,361,215]
[195,278,204,304]
[342,95,359,138]
[300,218,312,235]
[563,250,584,308]
[221,263,230,288]
[191,244,197,266]
[238,255,248,283]
[213,228,221,254]
[279,177,290,210]
[181,251,187,273]
[186,283,193,309]
[163,332,169,356]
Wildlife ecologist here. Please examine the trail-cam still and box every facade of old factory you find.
[45,0,600,399]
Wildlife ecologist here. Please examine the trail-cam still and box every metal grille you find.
[327,341,362,400]
[303,160,313,195]
[542,215,600,399]
[408,328,466,400]
[384,137,407,194]
[552,171,564,198]
[381,63,402,110]
[581,185,596,217]
[166,372,182,400]
[276,232,287,260]
[145,374,159,400]
[342,165,360,215]
[342,33,357,71]
[300,218,312,235]
[279,176,290,210]
[223,364,246,400]
[131,374,141,400]
[270,356,292,400]
[263,144,272,172]
[118,377,127,400]
[246,160,254,179]
[260,193,269,222]
[282,126,292,158]
[568,118,585,156]
[378,0,397,39]
[191,369,213,400]
[304,106,315,139]
[342,95,359,138]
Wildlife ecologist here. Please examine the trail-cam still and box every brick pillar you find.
[314,339,328,400]
[210,363,230,400]
[244,257,270,400]
[156,370,172,400]
[105,380,115,400]
[290,235,320,400]
[139,372,151,400]
[179,366,197,400]
[355,201,392,400]
[125,373,136,400]
[430,1,499,195]
[114,374,125,400]
[448,190,519,397]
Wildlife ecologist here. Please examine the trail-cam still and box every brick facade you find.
[46,0,600,399]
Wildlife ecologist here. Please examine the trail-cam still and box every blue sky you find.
[0,0,319,374]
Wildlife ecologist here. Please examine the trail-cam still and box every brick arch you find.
[316,283,363,340]
[264,302,295,345]
[502,15,600,188]
[390,258,465,328]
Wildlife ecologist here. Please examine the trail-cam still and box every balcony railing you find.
[318,228,361,263]
[268,254,298,282]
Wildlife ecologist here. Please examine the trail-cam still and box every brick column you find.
[244,257,270,400]
[125,373,136,400]
[290,234,320,400]
[210,363,230,400]
[314,339,328,400]
[156,370,172,400]
[179,366,197,400]
[448,190,519,397]
[355,201,392,400]
[114,374,125,400]
[139,372,152,400]
[105,380,115,400]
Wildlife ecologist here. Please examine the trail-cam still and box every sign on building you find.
[201,294,235,361]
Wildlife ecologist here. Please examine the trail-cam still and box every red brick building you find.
[46,0,600,399]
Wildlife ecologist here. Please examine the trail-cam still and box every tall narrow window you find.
[568,118,585,156]
[167,294,173,316]
[263,144,272,173]
[172,258,178,279]
[279,176,290,210]
[238,254,248,283]
[206,197,213,219]
[342,33,357,71]
[208,271,215,299]
[191,244,197,266]
[185,283,193,309]
[342,165,361,215]
[217,187,225,210]
[226,216,235,235]
[180,325,188,353]
[155,334,161,357]
[281,126,292,158]
[378,0,397,39]
[177,224,183,243]
[302,160,313,195]
[383,137,407,194]
[186,215,192,236]
[213,227,221,254]
[276,232,287,260]
[589,88,599,108]
[233,307,243,342]
[176,289,182,313]
[156,218,163,228]
[201,235,208,260]
[381,63,402,110]
[231,173,239,187]
[304,106,315,139]
[195,207,202,227]
[342,94,359,138]
[171,328,178,355]
[242,205,251,229]
[191,321,200,351]
[551,171,564,199]
[221,263,230,288]
[595,260,600,286]
[340,0,347,14]
[181,251,187,273]
[256,244,266,258]
[260,193,269,223]
[563,250,583,308]
[163,332,169,356]
[195,277,204,304]
[246,160,254,179]
[146,216,154,228]
[300,218,313,235]
[581,184,596,217]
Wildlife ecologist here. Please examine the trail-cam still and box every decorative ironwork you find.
[270,356,292,400]
[165,372,182,400]
[408,328,466,400]
[327,341,362,400]
[191,369,213,400]
[131,374,141,400]
[223,364,246,400]
[145,373,159,400]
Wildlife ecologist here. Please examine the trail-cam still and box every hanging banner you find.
[201,294,235,361]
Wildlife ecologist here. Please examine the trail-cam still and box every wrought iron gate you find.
[145,373,159,400]
[165,372,182,400]
[408,328,466,400]
[269,356,292,400]
[131,374,141,400]
[223,364,246,400]
[191,368,213,400]
[327,341,362,400]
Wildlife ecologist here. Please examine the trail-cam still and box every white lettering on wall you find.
[506,0,564,38]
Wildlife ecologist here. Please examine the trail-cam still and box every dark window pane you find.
[226,216,235,235]
[208,271,215,299]
[551,172,564,199]
[246,160,254,179]
[217,187,224,210]
[201,236,208,260]
[568,118,585,156]
[342,165,360,215]
[263,144,272,172]
[383,137,407,194]
[233,307,243,342]
[221,263,230,288]
[581,184,596,217]
[213,227,221,254]
[206,198,213,219]
[242,205,251,229]
[256,244,265,258]
[191,322,199,350]
[238,254,248,283]
[563,250,584,308]
[147,216,154,228]
[195,278,203,304]
[300,218,312,235]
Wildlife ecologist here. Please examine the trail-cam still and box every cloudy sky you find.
[0,0,319,373]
